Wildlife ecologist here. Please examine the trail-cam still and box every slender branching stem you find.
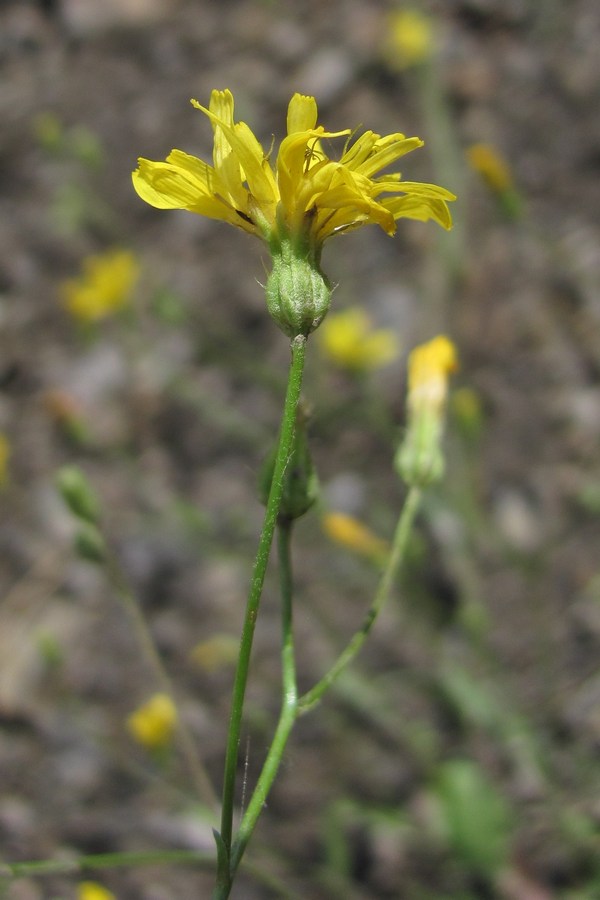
[297,486,422,714]
[0,850,213,881]
[215,335,307,896]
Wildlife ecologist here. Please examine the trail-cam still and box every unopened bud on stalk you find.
[396,336,458,487]
[74,523,107,564]
[56,465,101,524]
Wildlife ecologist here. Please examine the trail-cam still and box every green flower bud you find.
[258,402,319,522]
[265,236,332,338]
[74,523,107,564]
[56,465,101,524]
[395,411,445,488]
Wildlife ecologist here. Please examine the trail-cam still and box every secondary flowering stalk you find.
[133,90,455,335]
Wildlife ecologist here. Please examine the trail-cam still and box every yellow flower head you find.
[127,692,178,750]
[466,143,513,195]
[383,9,434,70]
[133,90,454,250]
[77,882,116,900]
[60,249,139,323]
[133,91,454,337]
[396,335,458,487]
[322,512,389,565]
[318,307,400,371]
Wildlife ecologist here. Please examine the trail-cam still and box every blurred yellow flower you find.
[466,142,522,217]
[190,634,239,673]
[60,249,139,323]
[77,882,116,900]
[407,335,458,415]
[133,89,454,251]
[322,512,389,565]
[383,9,434,70]
[127,692,178,750]
[466,143,513,195]
[396,335,458,487]
[0,433,9,485]
[318,307,400,371]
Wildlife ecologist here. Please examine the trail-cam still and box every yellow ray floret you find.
[133,90,455,248]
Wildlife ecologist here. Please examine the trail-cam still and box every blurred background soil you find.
[1,0,600,898]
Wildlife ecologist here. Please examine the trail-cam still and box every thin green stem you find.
[0,848,301,898]
[0,850,213,881]
[297,486,422,714]
[230,519,298,876]
[216,335,307,892]
[107,557,218,812]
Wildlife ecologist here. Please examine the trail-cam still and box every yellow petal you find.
[385,180,457,200]
[207,88,235,128]
[286,93,318,134]
[206,90,247,205]
[337,131,379,168]
[384,193,454,229]
[165,149,214,185]
[353,136,424,178]
[132,158,210,209]
[191,99,277,208]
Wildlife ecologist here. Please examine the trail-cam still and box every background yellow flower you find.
[382,9,434,70]
[77,882,116,900]
[322,512,389,565]
[127,693,178,750]
[317,307,400,370]
[60,249,139,323]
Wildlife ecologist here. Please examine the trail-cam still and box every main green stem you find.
[230,519,297,875]
[216,334,306,895]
